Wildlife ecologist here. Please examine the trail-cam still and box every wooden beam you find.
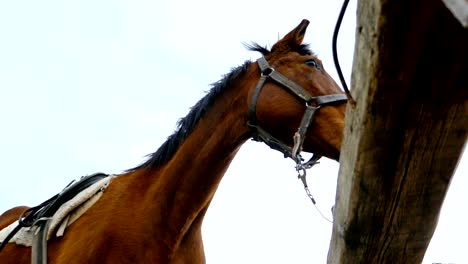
[442,0,468,27]
[328,0,468,263]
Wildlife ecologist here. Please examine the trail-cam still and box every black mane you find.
[129,60,252,171]
[129,41,314,172]
[243,41,314,56]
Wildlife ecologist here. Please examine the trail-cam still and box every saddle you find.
[0,172,110,264]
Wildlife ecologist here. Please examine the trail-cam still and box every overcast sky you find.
[0,1,466,263]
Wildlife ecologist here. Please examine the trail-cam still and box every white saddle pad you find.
[0,175,113,247]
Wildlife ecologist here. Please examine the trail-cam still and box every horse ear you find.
[272,19,310,52]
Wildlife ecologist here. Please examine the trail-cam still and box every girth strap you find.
[31,219,49,264]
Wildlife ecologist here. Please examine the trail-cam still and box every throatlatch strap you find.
[250,125,294,159]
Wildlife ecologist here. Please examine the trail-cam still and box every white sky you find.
[0,1,466,263]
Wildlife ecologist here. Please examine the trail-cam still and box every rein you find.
[248,56,347,209]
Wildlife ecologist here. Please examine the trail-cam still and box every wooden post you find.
[328,0,468,263]
[442,0,468,27]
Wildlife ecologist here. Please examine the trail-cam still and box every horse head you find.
[247,19,347,162]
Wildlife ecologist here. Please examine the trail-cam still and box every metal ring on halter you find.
[261,67,274,77]
[306,100,322,109]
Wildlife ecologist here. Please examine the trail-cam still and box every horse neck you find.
[158,90,251,204]
[130,67,255,245]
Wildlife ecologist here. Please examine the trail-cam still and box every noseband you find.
[248,57,347,188]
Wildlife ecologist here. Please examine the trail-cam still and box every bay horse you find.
[0,19,347,263]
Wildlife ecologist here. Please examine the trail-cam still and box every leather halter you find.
[248,56,347,173]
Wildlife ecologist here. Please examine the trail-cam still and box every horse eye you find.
[305,59,321,70]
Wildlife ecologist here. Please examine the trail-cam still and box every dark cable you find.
[332,0,356,107]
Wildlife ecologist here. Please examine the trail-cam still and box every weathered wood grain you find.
[328,0,468,263]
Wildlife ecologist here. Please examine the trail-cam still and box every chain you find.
[303,185,316,204]
[295,157,334,224]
